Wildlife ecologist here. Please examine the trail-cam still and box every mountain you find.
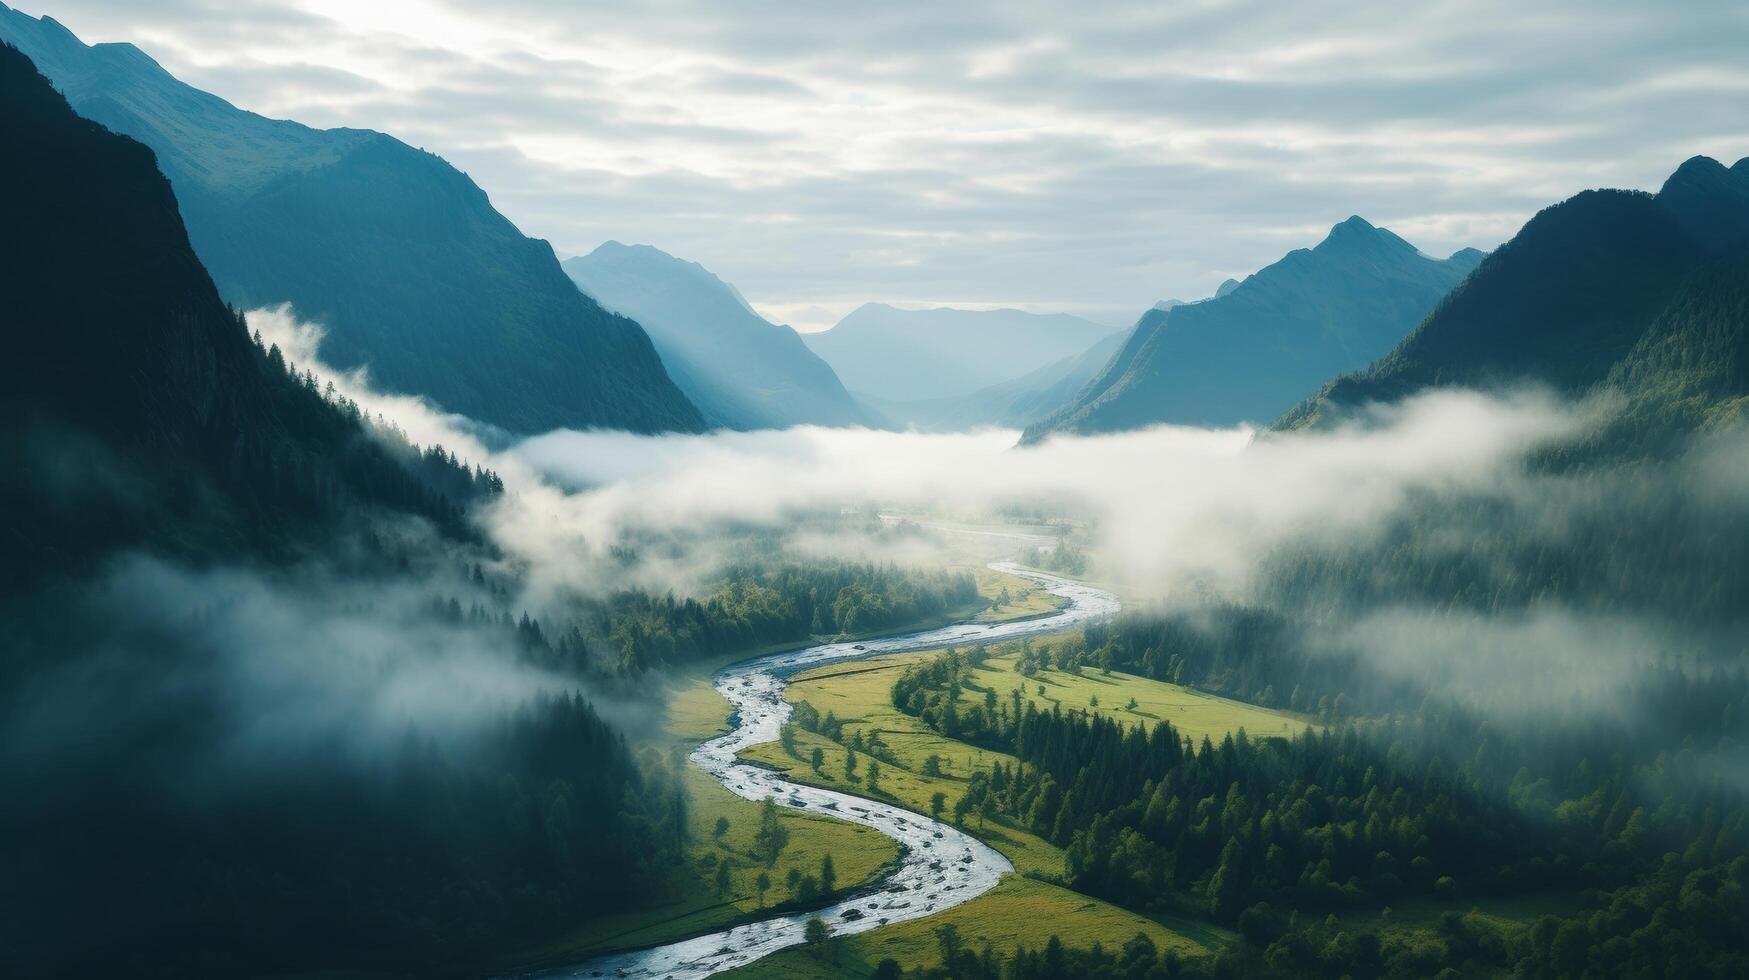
[1021,217,1484,443]
[1278,157,1749,430]
[562,243,878,429]
[1655,154,1749,254]
[0,6,703,436]
[0,41,497,583]
[865,331,1127,431]
[0,46,684,980]
[803,303,1115,402]
[1602,253,1749,436]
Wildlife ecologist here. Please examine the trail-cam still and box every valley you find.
[2,4,1746,979]
[523,564,1116,978]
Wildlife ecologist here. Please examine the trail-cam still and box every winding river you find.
[527,562,1119,980]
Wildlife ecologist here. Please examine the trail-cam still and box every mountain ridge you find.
[860,330,1127,431]
[563,242,878,430]
[804,303,1114,402]
[1277,157,1749,431]
[0,39,489,580]
[1021,216,1484,443]
[0,4,704,436]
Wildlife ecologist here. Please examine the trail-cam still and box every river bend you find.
[528,562,1119,979]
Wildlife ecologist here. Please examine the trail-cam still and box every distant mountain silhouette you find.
[564,243,878,429]
[0,41,491,580]
[1278,157,1749,430]
[866,332,1126,431]
[1022,217,1483,443]
[804,303,1113,402]
[0,5,702,436]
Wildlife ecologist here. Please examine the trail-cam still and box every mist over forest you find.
[3,3,1748,979]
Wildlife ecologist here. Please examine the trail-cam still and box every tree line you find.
[887,643,1748,975]
[2,691,687,977]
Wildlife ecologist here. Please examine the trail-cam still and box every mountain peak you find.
[33,13,79,43]
[1670,154,1728,179]
[569,241,761,319]
[1660,155,1732,197]
[1315,214,1415,257]
[584,239,683,266]
[562,243,875,429]
[1656,154,1749,253]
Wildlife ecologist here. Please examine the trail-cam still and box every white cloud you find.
[19,0,1749,325]
[500,388,1591,603]
[247,305,1749,722]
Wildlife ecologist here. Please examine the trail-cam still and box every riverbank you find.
[514,565,1117,979]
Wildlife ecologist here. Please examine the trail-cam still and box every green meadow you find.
[731,632,1318,969]
[721,876,1228,979]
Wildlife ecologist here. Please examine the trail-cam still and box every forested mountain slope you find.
[1606,255,1749,429]
[1022,217,1482,442]
[0,40,495,583]
[0,5,703,435]
[0,42,688,978]
[564,242,878,429]
[1280,156,1749,430]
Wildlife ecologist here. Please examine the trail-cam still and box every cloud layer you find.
[26,0,1749,328]
[258,304,1749,721]
[500,390,1592,603]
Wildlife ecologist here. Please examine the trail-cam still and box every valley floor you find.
[517,559,1588,979]
[722,638,1581,977]
[495,565,1056,973]
[721,637,1279,975]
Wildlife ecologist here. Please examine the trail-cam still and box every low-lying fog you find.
[247,306,1749,721]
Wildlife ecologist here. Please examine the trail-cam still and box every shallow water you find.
[521,562,1119,979]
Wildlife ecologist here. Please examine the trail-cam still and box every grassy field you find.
[966,644,1314,744]
[721,885,1585,978]
[504,573,1122,970]
[746,639,1311,806]
[719,876,1229,978]
[501,677,903,969]
[971,566,1067,623]
[740,639,1311,878]
[741,653,1067,876]
[508,563,1575,978]
[729,635,1313,972]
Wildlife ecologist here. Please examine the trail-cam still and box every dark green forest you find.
[0,40,988,978]
[0,40,683,978]
[5,682,686,976]
[0,36,499,586]
[883,218,1749,976]
[888,638,1748,978]
[584,562,981,674]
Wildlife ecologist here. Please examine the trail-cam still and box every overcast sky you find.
[22,0,1749,330]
